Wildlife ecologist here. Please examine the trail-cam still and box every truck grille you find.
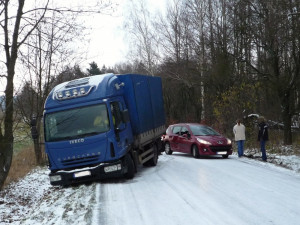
[61,155,99,166]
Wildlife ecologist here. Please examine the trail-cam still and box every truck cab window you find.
[110,101,125,130]
[44,104,109,142]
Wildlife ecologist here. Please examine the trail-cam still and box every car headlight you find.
[227,138,232,145]
[196,138,211,145]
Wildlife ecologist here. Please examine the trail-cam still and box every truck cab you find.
[42,73,165,185]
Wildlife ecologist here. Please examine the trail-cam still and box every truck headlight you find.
[50,175,62,182]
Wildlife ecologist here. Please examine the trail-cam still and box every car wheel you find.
[192,145,199,158]
[222,155,229,159]
[124,153,135,179]
[164,142,173,155]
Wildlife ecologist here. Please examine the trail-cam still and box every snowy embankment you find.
[0,168,97,225]
[0,151,300,225]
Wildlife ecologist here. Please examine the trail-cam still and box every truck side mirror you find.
[31,117,37,126]
[121,109,130,123]
[30,117,39,140]
[31,126,39,140]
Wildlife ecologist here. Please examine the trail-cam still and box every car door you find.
[177,126,191,153]
[169,126,182,152]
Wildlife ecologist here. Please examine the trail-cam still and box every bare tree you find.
[233,0,300,144]
[124,0,160,75]
[16,8,88,164]
[0,0,115,190]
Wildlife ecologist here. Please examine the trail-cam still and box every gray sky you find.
[0,0,166,93]
[81,0,166,68]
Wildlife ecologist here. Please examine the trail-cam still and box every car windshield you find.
[189,125,220,136]
[44,104,109,142]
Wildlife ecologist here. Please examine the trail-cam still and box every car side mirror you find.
[182,133,191,139]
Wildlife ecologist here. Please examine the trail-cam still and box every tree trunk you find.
[0,0,25,190]
[34,122,43,165]
[0,68,15,189]
[281,94,293,145]
[33,139,43,164]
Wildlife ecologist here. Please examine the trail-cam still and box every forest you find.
[0,0,299,189]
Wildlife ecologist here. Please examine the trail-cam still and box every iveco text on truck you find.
[36,73,165,186]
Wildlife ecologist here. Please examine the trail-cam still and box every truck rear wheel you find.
[124,153,135,179]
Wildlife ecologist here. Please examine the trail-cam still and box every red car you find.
[163,123,232,158]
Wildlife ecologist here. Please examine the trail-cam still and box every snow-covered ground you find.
[1,151,300,225]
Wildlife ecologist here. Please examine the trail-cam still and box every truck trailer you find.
[39,73,165,186]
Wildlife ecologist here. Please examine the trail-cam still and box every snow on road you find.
[92,154,300,225]
[1,153,300,225]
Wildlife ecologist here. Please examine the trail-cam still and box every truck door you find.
[110,101,130,158]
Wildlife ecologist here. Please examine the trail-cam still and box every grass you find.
[4,146,37,188]
[3,122,39,188]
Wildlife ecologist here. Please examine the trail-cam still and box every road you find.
[8,153,300,225]
[91,153,300,225]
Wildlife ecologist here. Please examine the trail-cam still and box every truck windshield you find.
[44,104,110,142]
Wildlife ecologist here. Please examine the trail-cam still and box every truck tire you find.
[164,142,173,155]
[143,144,158,167]
[124,153,135,179]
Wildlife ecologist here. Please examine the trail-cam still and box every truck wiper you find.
[51,132,101,142]
[71,132,101,139]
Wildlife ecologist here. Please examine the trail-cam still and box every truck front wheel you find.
[124,153,135,179]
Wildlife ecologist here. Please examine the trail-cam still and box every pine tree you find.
[87,62,101,75]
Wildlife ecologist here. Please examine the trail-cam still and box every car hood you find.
[196,135,229,145]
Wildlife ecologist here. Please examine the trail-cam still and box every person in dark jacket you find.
[257,116,268,161]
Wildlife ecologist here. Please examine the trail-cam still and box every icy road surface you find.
[2,153,300,225]
[91,154,300,225]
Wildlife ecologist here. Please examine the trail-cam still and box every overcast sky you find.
[0,0,166,93]
[80,0,166,68]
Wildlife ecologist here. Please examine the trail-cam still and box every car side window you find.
[181,127,189,136]
[172,126,181,135]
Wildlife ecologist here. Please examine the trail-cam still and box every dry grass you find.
[4,147,37,188]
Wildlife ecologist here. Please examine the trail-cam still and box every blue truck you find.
[40,73,165,186]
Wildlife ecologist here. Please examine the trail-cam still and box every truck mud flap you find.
[139,147,154,164]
